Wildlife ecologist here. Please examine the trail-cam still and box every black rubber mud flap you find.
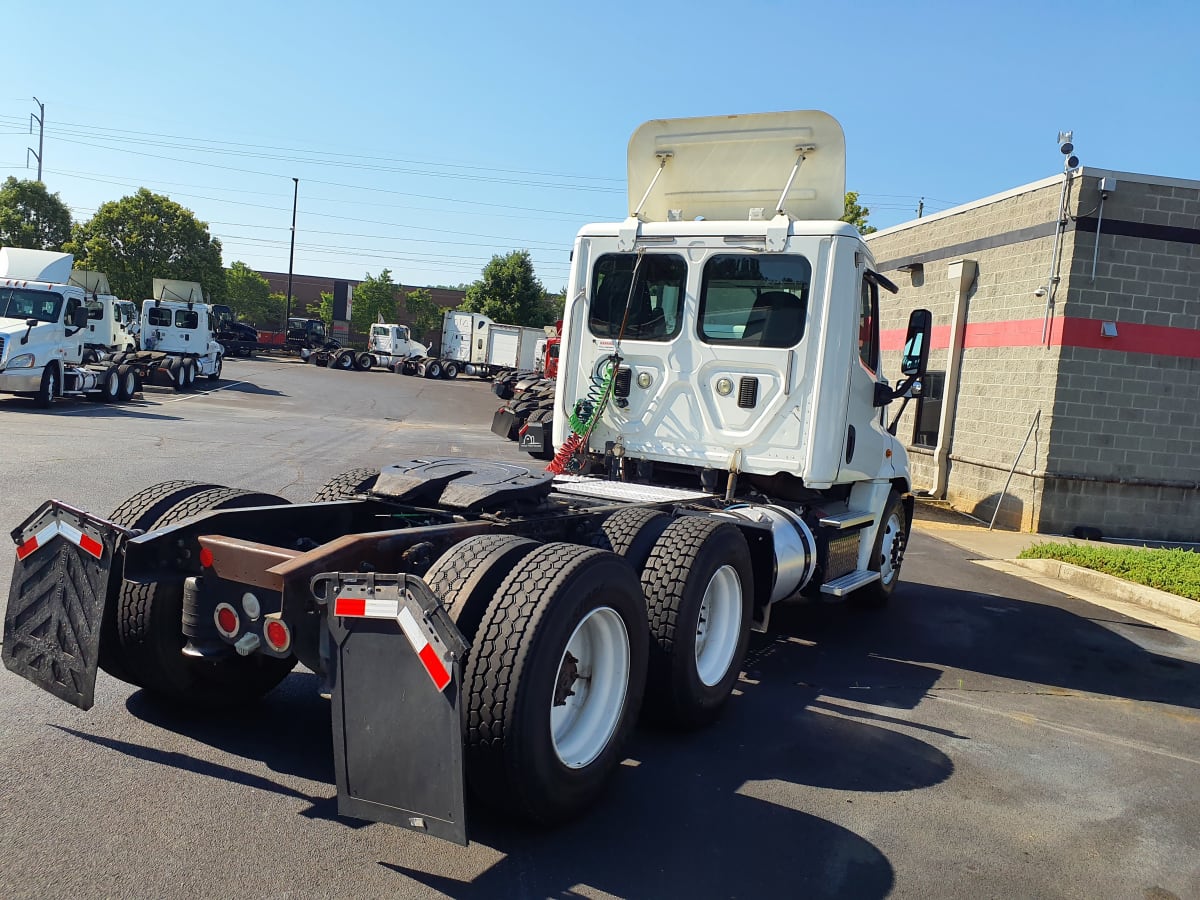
[314,571,470,846]
[518,420,546,455]
[490,407,517,439]
[3,502,125,710]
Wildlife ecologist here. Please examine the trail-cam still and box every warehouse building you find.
[869,168,1199,541]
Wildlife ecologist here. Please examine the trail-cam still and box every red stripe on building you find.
[418,642,452,691]
[880,317,1200,358]
[334,597,367,617]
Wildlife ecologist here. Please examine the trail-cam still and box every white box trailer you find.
[485,324,543,373]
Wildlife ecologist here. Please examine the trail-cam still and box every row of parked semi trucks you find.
[0,248,560,407]
[220,310,558,384]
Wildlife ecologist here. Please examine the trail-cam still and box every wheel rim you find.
[878,512,905,586]
[550,606,630,769]
[106,372,119,398]
[122,370,136,397]
[694,565,743,687]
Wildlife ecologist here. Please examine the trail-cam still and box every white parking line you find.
[159,380,248,403]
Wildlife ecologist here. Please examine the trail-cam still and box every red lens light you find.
[199,547,214,568]
[215,605,239,637]
[264,619,290,652]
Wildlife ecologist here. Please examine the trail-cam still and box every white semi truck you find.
[0,251,219,406]
[2,110,931,846]
[399,311,547,380]
[68,270,140,354]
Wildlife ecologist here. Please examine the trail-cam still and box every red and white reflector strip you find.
[333,594,452,691]
[16,519,103,561]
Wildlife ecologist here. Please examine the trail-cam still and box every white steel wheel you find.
[878,511,904,587]
[694,565,743,687]
[184,359,197,387]
[551,606,631,769]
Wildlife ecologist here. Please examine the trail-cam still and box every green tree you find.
[841,191,877,235]
[402,288,443,344]
[65,188,226,302]
[317,291,334,326]
[0,177,72,251]
[350,269,399,333]
[536,287,566,326]
[460,250,546,326]
[264,292,288,328]
[225,261,275,324]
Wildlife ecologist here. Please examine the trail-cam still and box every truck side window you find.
[86,301,104,320]
[175,309,199,329]
[699,254,809,347]
[149,307,171,327]
[858,278,879,373]
[588,253,686,341]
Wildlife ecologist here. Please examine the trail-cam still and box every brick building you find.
[257,270,466,346]
[869,169,1199,542]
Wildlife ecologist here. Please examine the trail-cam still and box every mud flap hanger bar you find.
[311,571,471,845]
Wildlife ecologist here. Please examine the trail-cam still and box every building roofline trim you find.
[866,166,1200,242]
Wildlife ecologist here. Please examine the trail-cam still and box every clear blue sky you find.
[1,0,1196,293]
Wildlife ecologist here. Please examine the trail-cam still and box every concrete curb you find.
[1009,558,1200,626]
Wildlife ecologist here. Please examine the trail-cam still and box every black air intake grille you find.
[614,367,632,397]
[737,377,759,408]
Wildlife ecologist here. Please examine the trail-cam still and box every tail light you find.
[214,603,240,638]
[263,617,291,654]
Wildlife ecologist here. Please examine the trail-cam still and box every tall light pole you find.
[28,97,44,182]
[284,177,298,327]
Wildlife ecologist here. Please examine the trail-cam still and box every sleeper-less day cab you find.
[3,111,931,846]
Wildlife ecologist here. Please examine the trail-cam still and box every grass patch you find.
[1018,543,1200,602]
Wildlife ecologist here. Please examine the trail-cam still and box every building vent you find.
[737,377,759,408]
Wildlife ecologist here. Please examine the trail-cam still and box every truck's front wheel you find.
[34,365,57,408]
[463,543,648,823]
[853,490,908,609]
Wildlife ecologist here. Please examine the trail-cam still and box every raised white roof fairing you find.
[627,110,846,223]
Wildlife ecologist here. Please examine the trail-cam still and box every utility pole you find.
[28,97,44,182]
[284,177,298,328]
[917,197,924,219]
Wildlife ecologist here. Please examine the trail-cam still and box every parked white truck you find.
[0,250,211,406]
[326,322,428,372]
[68,270,140,354]
[400,310,549,380]
[3,110,931,846]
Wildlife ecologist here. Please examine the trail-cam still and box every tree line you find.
[0,176,877,342]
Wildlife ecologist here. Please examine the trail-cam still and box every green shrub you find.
[1018,544,1200,601]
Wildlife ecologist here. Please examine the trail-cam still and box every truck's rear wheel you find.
[333,350,355,370]
[101,481,223,684]
[594,507,672,573]
[442,362,459,379]
[309,467,378,502]
[184,358,198,388]
[99,366,122,402]
[853,490,907,609]
[463,543,647,823]
[640,517,753,729]
[355,352,373,371]
[114,486,296,704]
[170,359,187,391]
[425,360,443,379]
[425,534,538,643]
[116,365,138,401]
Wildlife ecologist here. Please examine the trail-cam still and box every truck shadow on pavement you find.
[0,399,183,420]
[382,634,952,899]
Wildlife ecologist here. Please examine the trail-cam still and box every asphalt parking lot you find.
[1,357,1198,899]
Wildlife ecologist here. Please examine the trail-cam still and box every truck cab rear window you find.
[698,254,810,347]
[148,307,171,326]
[175,309,199,329]
[588,253,686,342]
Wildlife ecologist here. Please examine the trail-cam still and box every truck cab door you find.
[839,267,893,481]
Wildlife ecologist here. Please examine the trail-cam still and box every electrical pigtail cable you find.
[547,250,645,475]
